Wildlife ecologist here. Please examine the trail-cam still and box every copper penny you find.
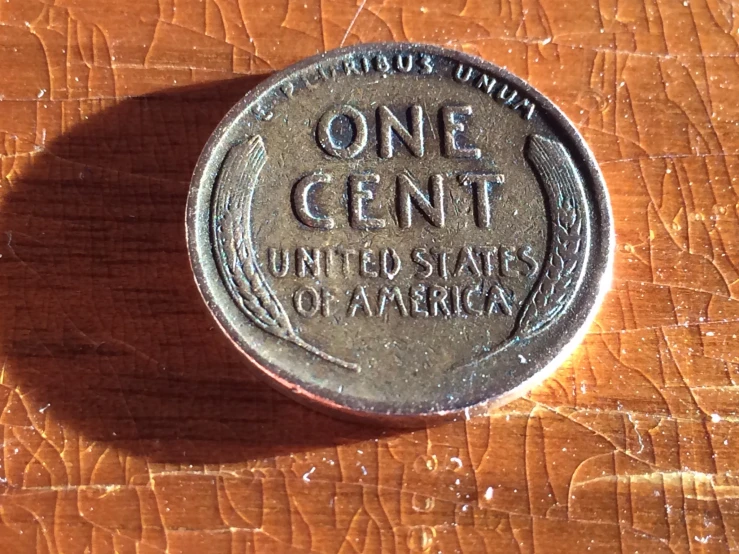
[186,43,613,424]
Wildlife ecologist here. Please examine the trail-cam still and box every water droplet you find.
[413,454,438,473]
[411,494,435,513]
[407,525,436,552]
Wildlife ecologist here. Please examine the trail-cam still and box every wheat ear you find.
[515,134,587,338]
[449,135,588,372]
[211,136,360,373]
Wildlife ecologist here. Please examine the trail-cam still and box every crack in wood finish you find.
[0,0,738,552]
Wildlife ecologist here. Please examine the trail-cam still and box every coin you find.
[187,43,613,424]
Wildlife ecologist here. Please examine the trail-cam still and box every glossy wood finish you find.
[0,1,737,552]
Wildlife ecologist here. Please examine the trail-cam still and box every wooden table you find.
[0,1,737,552]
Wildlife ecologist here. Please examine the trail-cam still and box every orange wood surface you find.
[0,1,738,552]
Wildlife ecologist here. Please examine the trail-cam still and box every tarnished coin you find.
[187,43,613,423]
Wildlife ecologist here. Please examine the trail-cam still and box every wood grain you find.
[0,1,737,552]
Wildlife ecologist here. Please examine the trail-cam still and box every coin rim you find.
[186,42,615,425]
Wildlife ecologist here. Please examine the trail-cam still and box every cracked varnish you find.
[0,0,738,553]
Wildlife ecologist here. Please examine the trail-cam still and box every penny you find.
[186,43,613,424]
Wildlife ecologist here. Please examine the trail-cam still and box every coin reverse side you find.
[187,43,613,423]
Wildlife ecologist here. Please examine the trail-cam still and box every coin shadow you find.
[0,77,395,464]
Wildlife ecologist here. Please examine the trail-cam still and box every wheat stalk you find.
[211,136,360,373]
[450,134,588,372]
[515,134,587,338]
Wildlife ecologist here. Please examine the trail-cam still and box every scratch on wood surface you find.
[340,0,367,48]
